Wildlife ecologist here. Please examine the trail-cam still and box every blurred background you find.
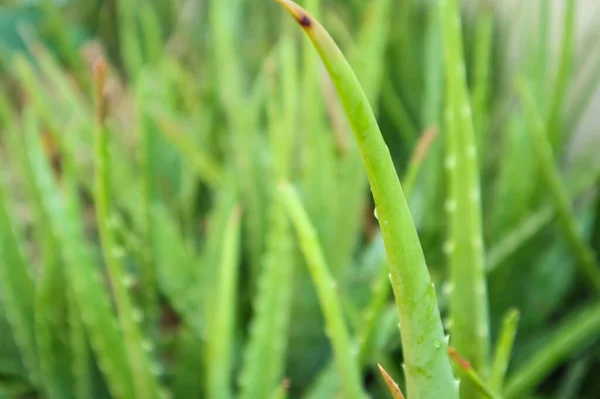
[0,0,599,398]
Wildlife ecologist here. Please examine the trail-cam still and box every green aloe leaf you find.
[439,0,491,395]
[281,183,367,399]
[93,60,163,399]
[275,2,458,397]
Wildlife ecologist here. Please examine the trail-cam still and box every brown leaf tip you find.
[413,125,438,164]
[93,58,107,90]
[298,14,311,27]
[377,364,406,399]
[448,347,472,371]
[93,57,109,123]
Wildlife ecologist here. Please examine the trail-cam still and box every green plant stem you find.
[276,1,458,397]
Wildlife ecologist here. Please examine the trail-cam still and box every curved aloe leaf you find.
[305,128,439,398]
[333,0,392,278]
[280,183,367,399]
[275,1,458,397]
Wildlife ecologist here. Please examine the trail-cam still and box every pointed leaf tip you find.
[275,0,313,29]
[448,347,472,371]
[93,57,107,92]
[377,364,406,399]
[93,57,108,123]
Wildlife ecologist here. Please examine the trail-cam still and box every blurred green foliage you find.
[0,0,599,398]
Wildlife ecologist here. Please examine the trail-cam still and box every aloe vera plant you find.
[93,59,163,399]
[275,1,458,397]
[439,0,490,396]
[0,0,599,398]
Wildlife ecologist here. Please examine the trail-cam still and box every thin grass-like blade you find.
[519,79,600,291]
[505,302,600,399]
[490,309,520,392]
[447,348,502,399]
